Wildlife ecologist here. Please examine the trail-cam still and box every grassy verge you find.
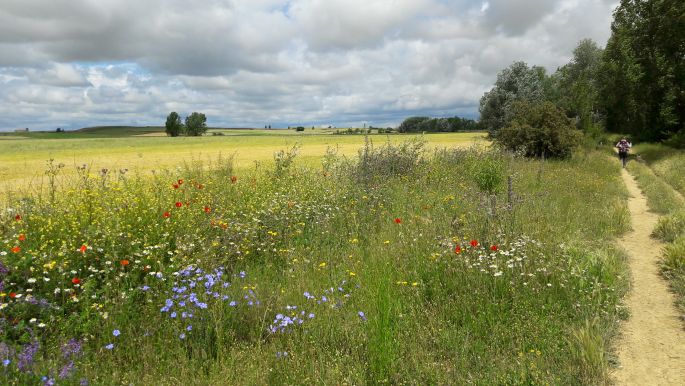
[628,144,685,318]
[0,142,629,384]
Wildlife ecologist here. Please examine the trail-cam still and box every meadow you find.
[0,129,633,385]
[0,128,484,195]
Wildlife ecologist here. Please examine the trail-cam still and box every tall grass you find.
[626,161,684,214]
[0,144,630,384]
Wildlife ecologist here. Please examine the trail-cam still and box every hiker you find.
[615,137,632,168]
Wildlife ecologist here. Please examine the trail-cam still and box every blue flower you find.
[2,359,9,367]
[308,313,315,319]
[141,285,150,291]
[113,329,121,337]
[358,311,367,322]
[186,325,193,331]
[104,343,114,350]
[179,333,186,340]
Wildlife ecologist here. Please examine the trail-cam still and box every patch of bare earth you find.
[612,169,685,385]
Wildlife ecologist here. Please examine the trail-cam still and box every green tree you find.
[165,112,183,137]
[398,117,430,133]
[495,101,583,159]
[479,62,548,137]
[550,39,603,133]
[184,112,208,136]
[598,0,684,142]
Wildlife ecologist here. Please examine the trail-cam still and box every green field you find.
[0,128,485,195]
[0,130,637,384]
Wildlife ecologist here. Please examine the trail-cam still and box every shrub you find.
[496,101,583,159]
[165,112,183,137]
[295,126,305,132]
[354,137,425,181]
[653,211,685,242]
[184,112,207,136]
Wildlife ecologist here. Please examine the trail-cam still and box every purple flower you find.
[104,343,114,350]
[357,311,367,322]
[179,333,186,340]
[308,313,315,319]
[61,339,82,359]
[141,285,150,291]
[17,341,39,371]
[186,325,193,331]
[59,360,74,379]
[113,329,121,337]
[2,359,10,367]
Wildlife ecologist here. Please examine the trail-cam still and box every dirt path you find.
[612,169,685,385]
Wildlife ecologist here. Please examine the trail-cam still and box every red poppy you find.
[120,259,130,266]
[72,277,81,285]
[79,244,87,253]
[163,211,171,218]
[231,176,238,183]
[14,214,21,221]
[203,206,211,214]
[490,245,498,251]
[11,246,20,254]
[394,218,402,224]
[172,184,180,189]
[197,184,204,189]
[175,202,183,208]
[9,292,16,299]
[18,234,26,241]
[178,179,184,185]
[454,245,462,254]
[470,240,478,247]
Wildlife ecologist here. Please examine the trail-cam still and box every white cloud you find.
[0,0,617,131]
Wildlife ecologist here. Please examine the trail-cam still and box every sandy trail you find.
[612,169,685,385]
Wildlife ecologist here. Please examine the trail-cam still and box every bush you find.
[295,126,305,132]
[496,101,583,159]
[185,112,207,136]
[354,137,425,181]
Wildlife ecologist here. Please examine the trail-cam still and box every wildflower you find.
[72,277,81,285]
[79,244,87,253]
[394,218,402,224]
[490,245,498,251]
[175,202,183,208]
[141,285,150,291]
[179,333,186,340]
[113,329,121,337]
[163,211,171,218]
[357,311,367,322]
[11,246,20,254]
[59,361,75,379]
[172,184,179,189]
[186,325,192,331]
[14,214,21,221]
[178,179,184,185]
[454,245,462,254]
[203,206,211,213]
[2,359,9,367]
[104,343,114,350]
[9,292,16,299]
[470,240,479,247]
[231,176,238,183]
[120,259,130,267]
[18,234,26,241]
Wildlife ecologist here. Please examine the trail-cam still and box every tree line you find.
[397,116,481,133]
[165,112,208,137]
[478,0,683,157]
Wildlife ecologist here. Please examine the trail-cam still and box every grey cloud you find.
[0,0,617,131]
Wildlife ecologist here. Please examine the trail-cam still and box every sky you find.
[0,0,618,131]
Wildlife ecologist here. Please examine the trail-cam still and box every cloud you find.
[0,0,617,131]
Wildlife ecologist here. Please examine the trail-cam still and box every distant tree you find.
[296,126,305,132]
[496,101,583,159]
[479,61,548,137]
[398,117,430,133]
[184,112,207,136]
[165,112,183,137]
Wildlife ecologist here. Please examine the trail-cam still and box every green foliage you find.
[469,150,506,194]
[184,112,208,136]
[598,0,684,142]
[479,61,548,137]
[627,161,684,214]
[550,39,604,133]
[354,136,425,182]
[495,101,583,159]
[653,211,685,243]
[398,117,430,133]
[165,112,183,137]
[273,143,300,177]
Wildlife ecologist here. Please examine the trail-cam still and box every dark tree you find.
[184,112,207,136]
[165,112,183,137]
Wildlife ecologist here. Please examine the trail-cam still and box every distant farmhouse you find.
[14,128,29,133]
